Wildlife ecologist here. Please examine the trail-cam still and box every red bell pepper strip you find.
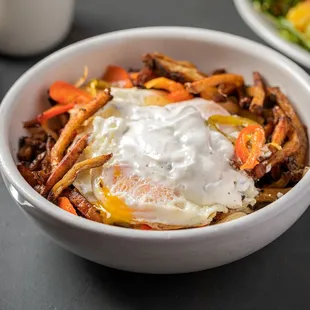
[235,124,265,170]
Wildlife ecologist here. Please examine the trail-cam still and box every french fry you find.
[256,187,292,203]
[268,87,308,169]
[41,136,55,172]
[271,116,290,146]
[218,83,237,96]
[143,53,206,83]
[48,154,112,201]
[249,72,266,116]
[185,74,244,94]
[42,134,89,196]
[17,164,38,187]
[267,172,291,188]
[217,212,247,223]
[264,123,274,139]
[237,86,251,108]
[50,91,112,169]
[63,189,106,223]
[211,68,226,75]
[29,151,46,171]
[254,129,300,179]
[200,87,226,102]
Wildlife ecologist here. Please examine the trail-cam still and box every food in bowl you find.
[16,51,309,230]
[252,0,310,51]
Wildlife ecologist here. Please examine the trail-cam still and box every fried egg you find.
[73,87,258,229]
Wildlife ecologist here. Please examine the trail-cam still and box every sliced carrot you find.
[102,65,133,88]
[58,196,77,215]
[36,103,75,123]
[140,224,153,230]
[49,81,92,105]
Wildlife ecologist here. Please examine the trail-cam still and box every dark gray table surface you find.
[1,1,310,309]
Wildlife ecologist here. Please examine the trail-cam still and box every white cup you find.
[0,0,75,56]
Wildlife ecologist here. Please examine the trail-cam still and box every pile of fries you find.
[16,52,309,228]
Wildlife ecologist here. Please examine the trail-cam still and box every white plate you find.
[234,0,310,69]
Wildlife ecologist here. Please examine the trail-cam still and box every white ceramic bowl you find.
[234,0,310,69]
[1,27,310,274]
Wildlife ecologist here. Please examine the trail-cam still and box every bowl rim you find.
[233,0,310,69]
[1,26,310,240]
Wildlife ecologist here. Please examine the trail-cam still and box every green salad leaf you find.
[253,0,301,16]
[252,0,310,51]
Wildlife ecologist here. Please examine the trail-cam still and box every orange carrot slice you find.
[58,196,77,215]
[50,81,92,105]
[102,65,133,88]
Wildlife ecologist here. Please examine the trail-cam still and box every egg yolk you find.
[99,184,133,224]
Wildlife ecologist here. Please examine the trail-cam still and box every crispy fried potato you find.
[256,187,292,203]
[17,145,33,162]
[211,68,226,75]
[238,109,265,125]
[50,91,112,169]
[200,86,226,102]
[267,172,291,188]
[143,52,206,83]
[237,86,251,108]
[63,189,106,223]
[135,67,157,87]
[29,151,46,171]
[48,154,112,201]
[218,83,237,96]
[254,129,300,179]
[217,212,247,223]
[17,164,38,187]
[41,136,55,172]
[268,87,308,170]
[249,72,266,116]
[42,134,89,196]
[264,123,275,139]
[271,115,290,146]
[219,99,240,114]
[185,74,244,94]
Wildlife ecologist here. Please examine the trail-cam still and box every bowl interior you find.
[6,29,310,162]
[1,28,310,232]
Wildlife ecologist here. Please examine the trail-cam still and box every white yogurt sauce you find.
[74,88,258,226]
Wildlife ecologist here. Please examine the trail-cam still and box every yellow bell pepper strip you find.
[102,65,133,88]
[49,81,92,105]
[208,115,259,143]
[208,114,258,127]
[235,124,266,170]
[144,77,193,103]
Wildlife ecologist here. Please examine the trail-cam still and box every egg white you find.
[73,88,258,228]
